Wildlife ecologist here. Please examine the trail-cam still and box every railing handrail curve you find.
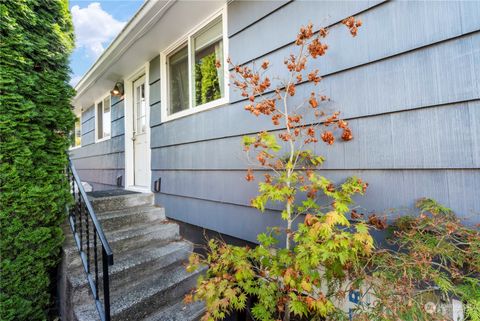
[69,159,114,264]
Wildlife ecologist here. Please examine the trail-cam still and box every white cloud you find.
[71,2,126,59]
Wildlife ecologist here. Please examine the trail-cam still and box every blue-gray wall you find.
[71,1,480,242]
[150,0,480,243]
[70,95,125,190]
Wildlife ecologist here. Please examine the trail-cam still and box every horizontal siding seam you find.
[76,168,124,171]
[150,100,161,106]
[150,98,480,149]
[228,1,389,66]
[152,168,480,172]
[111,133,125,139]
[81,115,94,124]
[159,191,281,212]
[112,116,125,122]
[228,0,294,38]
[82,128,95,135]
[79,180,119,187]
[70,150,124,160]
[80,142,94,147]
[229,29,480,105]
[149,78,160,86]
[111,98,124,107]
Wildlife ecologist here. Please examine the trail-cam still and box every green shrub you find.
[0,1,75,320]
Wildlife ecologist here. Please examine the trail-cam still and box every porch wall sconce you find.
[110,82,124,97]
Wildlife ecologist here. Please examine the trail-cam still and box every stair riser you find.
[99,208,166,232]
[144,300,205,321]
[112,272,201,321]
[92,194,153,213]
[63,213,168,249]
[71,246,192,305]
[64,225,180,269]
[110,225,180,254]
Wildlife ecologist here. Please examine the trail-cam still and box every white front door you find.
[132,76,149,187]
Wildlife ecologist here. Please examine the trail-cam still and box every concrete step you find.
[62,191,204,321]
[143,298,205,321]
[97,205,166,233]
[68,240,194,305]
[90,193,154,213]
[63,221,180,268]
[73,265,206,321]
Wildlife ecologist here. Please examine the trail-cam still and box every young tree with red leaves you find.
[185,16,479,321]
[186,18,371,321]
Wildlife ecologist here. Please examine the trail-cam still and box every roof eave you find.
[73,0,175,106]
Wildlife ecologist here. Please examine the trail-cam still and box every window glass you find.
[71,117,81,147]
[97,101,103,139]
[166,15,225,116]
[168,45,189,115]
[193,19,224,107]
[96,95,111,140]
[103,96,111,138]
[136,83,146,134]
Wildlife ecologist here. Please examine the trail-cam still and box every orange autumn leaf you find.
[261,59,270,69]
[245,169,255,181]
[341,128,353,141]
[309,93,318,108]
[321,131,335,145]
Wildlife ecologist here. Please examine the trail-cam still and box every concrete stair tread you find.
[97,205,163,219]
[74,265,205,321]
[143,298,205,321]
[64,220,178,251]
[90,193,154,213]
[63,221,181,272]
[96,206,166,233]
[68,240,193,289]
[62,192,202,321]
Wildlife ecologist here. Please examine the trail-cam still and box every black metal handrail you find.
[67,159,114,321]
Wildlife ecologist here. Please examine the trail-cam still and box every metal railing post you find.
[67,159,114,321]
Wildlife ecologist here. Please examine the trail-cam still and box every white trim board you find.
[124,63,152,192]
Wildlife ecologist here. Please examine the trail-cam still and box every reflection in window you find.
[166,15,225,116]
[193,19,223,107]
[168,45,189,115]
[97,95,111,140]
[103,96,111,138]
[71,117,81,147]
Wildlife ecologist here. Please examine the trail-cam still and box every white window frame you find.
[70,113,82,150]
[94,93,112,143]
[160,6,229,122]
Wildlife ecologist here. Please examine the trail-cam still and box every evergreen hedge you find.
[0,1,75,319]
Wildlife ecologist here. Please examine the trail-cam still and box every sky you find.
[69,1,144,87]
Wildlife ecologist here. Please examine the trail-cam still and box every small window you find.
[96,95,111,140]
[165,13,226,118]
[71,116,81,148]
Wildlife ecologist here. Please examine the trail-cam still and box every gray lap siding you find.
[149,0,480,242]
[70,97,125,191]
[72,0,480,242]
